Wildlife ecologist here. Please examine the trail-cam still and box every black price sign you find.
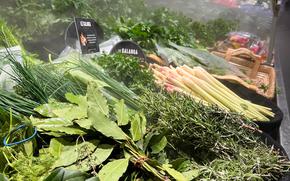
[110,41,146,60]
[74,18,101,54]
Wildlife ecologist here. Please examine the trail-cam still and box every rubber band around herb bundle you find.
[3,124,37,147]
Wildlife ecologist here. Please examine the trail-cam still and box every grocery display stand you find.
[1,1,290,180]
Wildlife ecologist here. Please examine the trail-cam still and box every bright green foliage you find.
[98,158,129,181]
[96,53,155,93]
[0,19,18,47]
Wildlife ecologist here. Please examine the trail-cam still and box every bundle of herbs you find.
[74,58,140,110]
[8,54,85,103]
[141,89,290,180]
[95,53,155,94]
[2,82,190,181]
[113,17,197,51]
[0,20,18,48]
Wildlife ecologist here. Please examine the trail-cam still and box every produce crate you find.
[211,49,276,99]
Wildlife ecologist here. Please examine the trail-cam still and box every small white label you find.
[118,48,138,55]
[80,21,92,27]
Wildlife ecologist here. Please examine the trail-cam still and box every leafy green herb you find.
[96,53,155,94]
[98,158,129,181]
[0,19,18,47]
[259,83,269,93]
[192,18,237,47]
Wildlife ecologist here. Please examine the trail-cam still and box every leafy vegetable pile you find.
[0,52,289,181]
[0,1,288,180]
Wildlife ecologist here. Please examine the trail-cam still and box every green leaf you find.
[53,140,99,168]
[74,119,92,130]
[0,174,8,181]
[34,100,86,121]
[65,93,88,119]
[123,150,131,160]
[182,170,199,180]
[98,158,129,181]
[44,167,89,181]
[53,106,86,121]
[86,177,100,181]
[90,108,127,140]
[130,113,146,141]
[44,167,65,181]
[47,127,86,136]
[31,116,85,135]
[49,138,69,158]
[162,164,187,181]
[23,141,33,156]
[65,93,87,107]
[66,144,114,172]
[143,131,159,151]
[151,136,167,154]
[34,101,72,117]
[114,99,129,126]
[170,158,191,172]
[87,82,109,116]
[31,117,73,128]
[93,144,114,165]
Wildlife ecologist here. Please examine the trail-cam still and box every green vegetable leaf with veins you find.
[114,99,129,126]
[162,164,187,181]
[87,82,109,116]
[52,140,99,169]
[151,136,167,154]
[66,144,114,172]
[90,107,127,140]
[44,167,89,181]
[130,113,146,141]
[98,158,129,181]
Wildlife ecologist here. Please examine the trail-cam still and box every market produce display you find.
[0,51,289,181]
[0,1,289,181]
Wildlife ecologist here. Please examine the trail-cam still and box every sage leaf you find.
[90,107,127,140]
[87,82,109,116]
[162,164,187,181]
[86,177,100,181]
[170,158,191,172]
[183,170,199,180]
[49,138,66,158]
[74,119,92,130]
[93,144,114,165]
[31,117,85,135]
[66,144,114,172]
[151,136,167,154]
[98,158,129,181]
[130,114,146,141]
[65,93,88,119]
[65,93,87,107]
[114,99,129,126]
[23,141,33,156]
[31,117,73,128]
[34,101,72,118]
[44,167,89,181]
[53,140,99,168]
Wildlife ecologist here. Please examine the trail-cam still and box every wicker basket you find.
[211,48,276,99]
